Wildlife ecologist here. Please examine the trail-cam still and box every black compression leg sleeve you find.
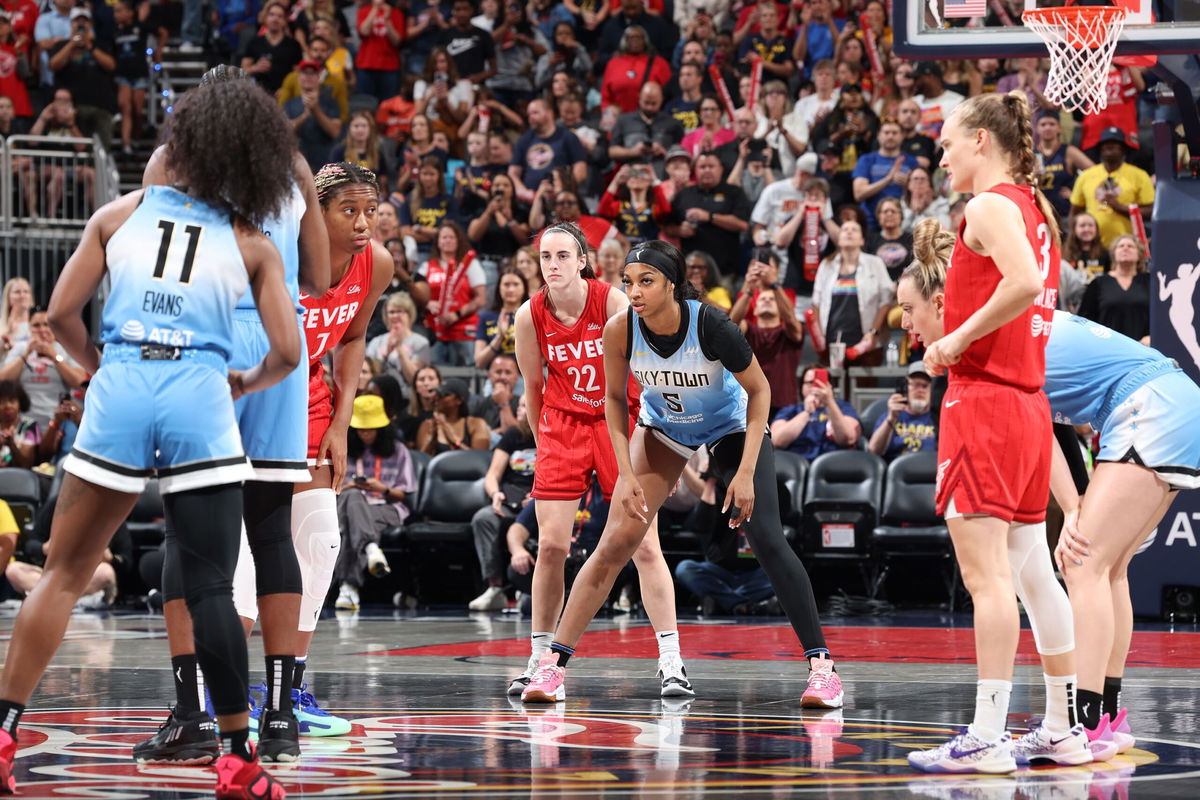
[244,481,302,597]
[165,484,250,717]
[710,432,829,654]
[161,506,184,603]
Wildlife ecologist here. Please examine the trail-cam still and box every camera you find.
[352,475,367,483]
[895,377,909,402]
[751,246,772,264]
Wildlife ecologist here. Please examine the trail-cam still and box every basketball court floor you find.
[3,607,1198,798]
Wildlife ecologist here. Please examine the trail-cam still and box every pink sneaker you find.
[1086,713,1119,762]
[800,659,844,708]
[521,652,566,703]
[0,729,16,794]
[1110,707,1135,754]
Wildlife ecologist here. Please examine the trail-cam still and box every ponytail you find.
[955,90,1062,248]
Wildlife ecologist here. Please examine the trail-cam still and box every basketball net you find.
[1023,5,1128,114]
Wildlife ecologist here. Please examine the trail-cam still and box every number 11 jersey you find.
[102,186,248,359]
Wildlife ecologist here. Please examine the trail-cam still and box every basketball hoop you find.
[1023,5,1127,115]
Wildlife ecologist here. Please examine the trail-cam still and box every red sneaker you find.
[0,729,16,794]
[214,744,285,800]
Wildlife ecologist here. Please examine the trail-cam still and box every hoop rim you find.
[1022,5,1129,24]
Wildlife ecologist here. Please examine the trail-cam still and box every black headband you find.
[625,246,682,285]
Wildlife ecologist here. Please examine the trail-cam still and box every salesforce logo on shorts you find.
[121,320,146,340]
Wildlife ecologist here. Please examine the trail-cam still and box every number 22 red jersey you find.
[946,183,1060,391]
[530,278,613,418]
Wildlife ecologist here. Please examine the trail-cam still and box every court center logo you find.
[5,707,1196,798]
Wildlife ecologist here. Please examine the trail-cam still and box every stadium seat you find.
[0,468,43,534]
[348,93,380,114]
[859,396,892,438]
[801,451,886,588]
[126,479,167,554]
[869,451,958,608]
[396,449,490,603]
[774,448,807,548]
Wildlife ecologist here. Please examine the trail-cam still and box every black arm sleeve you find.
[698,303,754,373]
[1053,423,1090,496]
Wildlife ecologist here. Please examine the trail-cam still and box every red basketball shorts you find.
[934,381,1051,525]
[531,407,620,501]
[307,367,335,462]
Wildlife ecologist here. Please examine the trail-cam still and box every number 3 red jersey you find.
[530,278,614,418]
[946,183,1060,391]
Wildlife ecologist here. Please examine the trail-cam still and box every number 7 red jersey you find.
[946,183,1060,391]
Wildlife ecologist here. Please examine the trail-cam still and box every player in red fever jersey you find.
[907,92,1072,775]
[511,222,693,701]
[231,162,392,738]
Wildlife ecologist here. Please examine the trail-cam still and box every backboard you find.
[892,0,1200,59]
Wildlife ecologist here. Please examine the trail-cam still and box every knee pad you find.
[1008,522,1075,656]
[292,489,340,633]
[232,525,258,622]
[245,483,303,598]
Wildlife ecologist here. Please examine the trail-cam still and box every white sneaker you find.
[656,654,695,698]
[907,728,1017,774]
[1012,722,1092,766]
[365,542,390,577]
[74,590,108,611]
[506,651,543,696]
[468,585,507,611]
[335,583,359,611]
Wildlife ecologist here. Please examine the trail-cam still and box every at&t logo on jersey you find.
[1031,287,1058,338]
[121,320,196,346]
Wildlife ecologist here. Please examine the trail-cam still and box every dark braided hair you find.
[199,64,246,85]
[162,79,295,229]
[314,162,380,207]
[538,222,595,279]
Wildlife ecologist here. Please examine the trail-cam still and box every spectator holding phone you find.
[469,393,536,611]
[334,395,417,612]
[770,364,861,460]
[731,254,805,420]
[867,361,936,461]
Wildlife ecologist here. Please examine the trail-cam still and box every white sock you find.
[656,630,680,660]
[1043,673,1077,734]
[969,679,1012,743]
[531,632,553,657]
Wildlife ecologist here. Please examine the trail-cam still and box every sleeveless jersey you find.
[102,186,247,359]
[236,182,305,313]
[530,278,613,418]
[424,251,481,342]
[1045,310,1168,427]
[630,300,748,447]
[300,243,374,370]
[946,183,1060,391]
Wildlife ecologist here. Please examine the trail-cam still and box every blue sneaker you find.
[247,681,266,734]
[292,683,352,737]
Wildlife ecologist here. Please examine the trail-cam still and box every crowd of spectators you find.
[0,0,1176,612]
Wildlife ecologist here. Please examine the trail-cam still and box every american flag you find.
[944,0,986,18]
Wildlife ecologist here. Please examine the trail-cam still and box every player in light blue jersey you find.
[133,64,340,766]
[0,78,301,800]
[521,241,844,709]
[1045,310,1200,757]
